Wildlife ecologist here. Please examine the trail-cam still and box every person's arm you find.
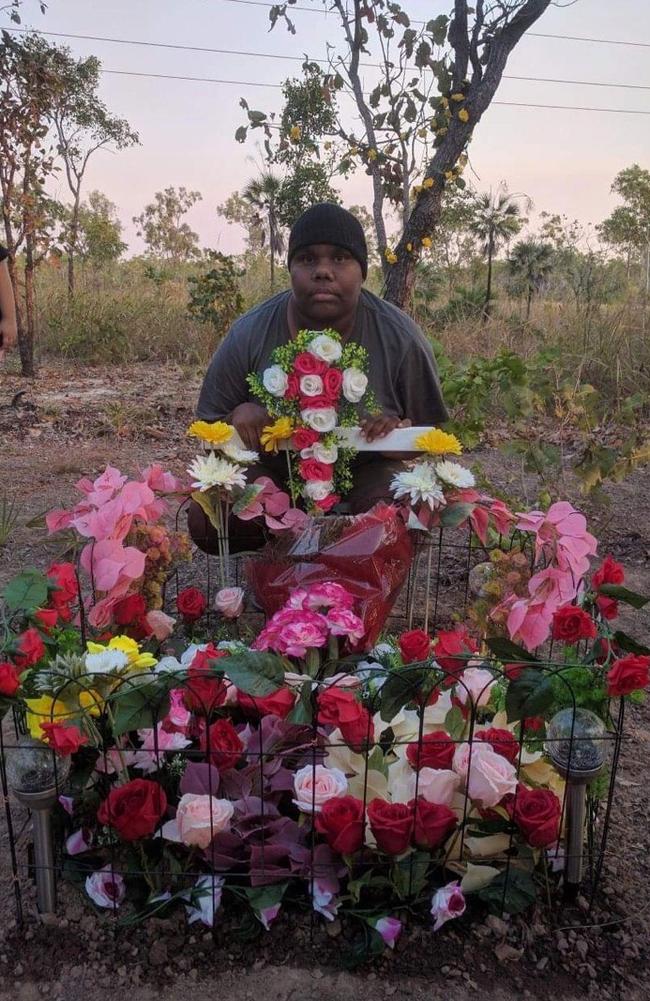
[0,256,17,362]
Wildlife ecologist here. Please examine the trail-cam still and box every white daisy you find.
[221,442,259,464]
[391,462,446,509]
[435,460,475,489]
[187,454,246,492]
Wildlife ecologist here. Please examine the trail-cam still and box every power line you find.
[7,28,650,92]
[101,67,650,113]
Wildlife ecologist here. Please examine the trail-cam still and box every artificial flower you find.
[430,881,465,930]
[177,587,207,622]
[308,332,343,364]
[0,661,21,697]
[342,367,368,403]
[86,865,126,909]
[293,764,348,813]
[161,793,234,848]
[391,463,446,509]
[435,460,475,489]
[184,875,225,926]
[260,416,294,453]
[262,364,289,397]
[25,696,71,738]
[512,787,561,848]
[301,407,338,433]
[214,586,245,619]
[187,420,234,446]
[97,778,167,841]
[414,428,462,456]
[187,454,246,492]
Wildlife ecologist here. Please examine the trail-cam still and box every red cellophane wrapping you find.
[245,503,413,650]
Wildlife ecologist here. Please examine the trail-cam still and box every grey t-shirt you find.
[197,288,448,425]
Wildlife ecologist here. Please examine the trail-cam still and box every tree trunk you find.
[526,285,533,321]
[483,234,494,322]
[21,246,36,377]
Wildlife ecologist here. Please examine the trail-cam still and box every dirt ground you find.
[1,362,649,1001]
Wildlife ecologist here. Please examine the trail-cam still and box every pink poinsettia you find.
[236,477,309,532]
[516,501,597,579]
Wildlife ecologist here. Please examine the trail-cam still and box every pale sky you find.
[11,0,650,254]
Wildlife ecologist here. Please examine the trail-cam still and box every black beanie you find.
[287,203,368,279]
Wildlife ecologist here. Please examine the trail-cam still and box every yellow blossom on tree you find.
[414,428,463,456]
[439,96,449,109]
[260,417,294,453]
[187,420,234,446]
[367,148,378,161]
[458,108,470,123]
[422,177,435,190]
[436,127,448,137]
[384,248,398,265]
[412,184,422,197]
[445,170,455,181]
[406,242,413,252]
[451,93,465,102]
[421,236,432,249]
[289,125,301,141]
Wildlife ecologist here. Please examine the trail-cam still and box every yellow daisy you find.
[25,696,72,739]
[187,420,234,446]
[260,417,294,453]
[414,428,463,456]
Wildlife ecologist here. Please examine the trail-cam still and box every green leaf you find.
[3,569,50,612]
[288,680,313,724]
[391,850,430,900]
[599,585,649,609]
[379,664,430,722]
[613,631,650,656]
[486,637,539,664]
[505,667,553,724]
[444,705,466,740]
[109,682,170,737]
[232,483,264,515]
[244,881,288,914]
[190,490,221,532]
[221,651,285,696]
[439,502,474,529]
[234,125,248,143]
[477,868,537,916]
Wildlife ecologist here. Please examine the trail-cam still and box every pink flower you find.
[161,793,234,848]
[516,501,597,580]
[80,538,145,593]
[455,667,496,708]
[215,587,244,619]
[258,903,282,930]
[452,741,518,808]
[312,881,340,921]
[373,916,402,948]
[134,723,191,772]
[326,608,365,643]
[141,464,186,494]
[393,767,460,808]
[85,865,126,909]
[145,609,176,640]
[293,764,348,813]
[304,582,355,611]
[505,596,554,652]
[165,689,191,732]
[66,829,91,855]
[430,881,465,931]
[253,608,329,658]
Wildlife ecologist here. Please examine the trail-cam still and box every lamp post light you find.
[545,708,608,903]
[5,736,71,916]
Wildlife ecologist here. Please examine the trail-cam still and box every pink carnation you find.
[253,608,329,658]
[326,607,365,643]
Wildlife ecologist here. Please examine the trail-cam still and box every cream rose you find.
[299,374,324,397]
[161,793,234,849]
[301,407,338,433]
[293,764,348,813]
[342,367,368,403]
[214,587,244,619]
[302,479,334,501]
[452,742,517,808]
[389,759,459,807]
[312,441,339,464]
[308,333,342,364]
[455,667,496,708]
[262,364,289,397]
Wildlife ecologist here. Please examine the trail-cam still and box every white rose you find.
[293,764,348,813]
[452,742,517,809]
[455,667,496,708]
[262,364,289,398]
[308,333,342,364]
[161,793,234,848]
[303,479,334,501]
[389,761,460,807]
[301,406,338,432]
[299,374,323,396]
[342,367,368,403]
[312,441,338,464]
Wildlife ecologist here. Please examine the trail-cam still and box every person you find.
[0,245,18,364]
[189,203,448,553]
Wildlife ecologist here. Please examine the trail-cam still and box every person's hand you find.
[231,402,271,451]
[0,317,17,363]
[360,414,411,443]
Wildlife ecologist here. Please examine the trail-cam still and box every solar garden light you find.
[545,708,608,902]
[5,736,71,916]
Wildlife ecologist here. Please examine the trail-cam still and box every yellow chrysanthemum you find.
[458,108,470,123]
[414,428,463,456]
[422,177,434,190]
[260,417,294,454]
[187,420,234,446]
[25,696,71,739]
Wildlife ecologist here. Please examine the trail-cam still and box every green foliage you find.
[505,668,554,723]
[0,491,20,548]
[477,868,537,916]
[187,252,244,336]
[2,569,49,612]
[219,651,285,696]
[133,186,202,262]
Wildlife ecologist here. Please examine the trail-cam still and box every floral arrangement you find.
[248,328,374,511]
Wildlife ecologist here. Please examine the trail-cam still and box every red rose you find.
[14,628,46,668]
[237,686,295,718]
[398,629,432,664]
[367,798,414,855]
[33,608,58,633]
[0,661,21,697]
[513,787,561,848]
[292,428,320,450]
[409,797,457,850]
[299,458,334,483]
[318,690,373,753]
[322,368,343,401]
[113,594,147,626]
[286,372,300,399]
[294,352,327,377]
[299,395,334,409]
[551,606,597,644]
[592,554,624,590]
[434,627,478,682]
[201,718,244,771]
[46,562,78,606]
[183,645,229,714]
[607,654,650,697]
[97,778,167,841]
[406,731,455,770]
[596,595,619,620]
[475,727,520,765]
[177,587,207,622]
[41,722,88,756]
[315,795,365,855]
[315,494,340,513]
[523,716,544,733]
[504,663,523,682]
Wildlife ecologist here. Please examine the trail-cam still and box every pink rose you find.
[161,793,234,849]
[453,741,518,808]
[214,587,245,619]
[145,609,176,641]
[408,767,460,807]
[164,689,191,732]
[293,764,348,813]
[85,865,126,909]
[326,607,365,643]
[455,667,496,708]
[430,881,466,931]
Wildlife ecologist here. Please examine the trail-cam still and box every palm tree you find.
[470,186,527,320]
[508,240,555,320]
[241,171,285,289]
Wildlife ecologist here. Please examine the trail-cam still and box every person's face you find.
[289,243,363,324]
